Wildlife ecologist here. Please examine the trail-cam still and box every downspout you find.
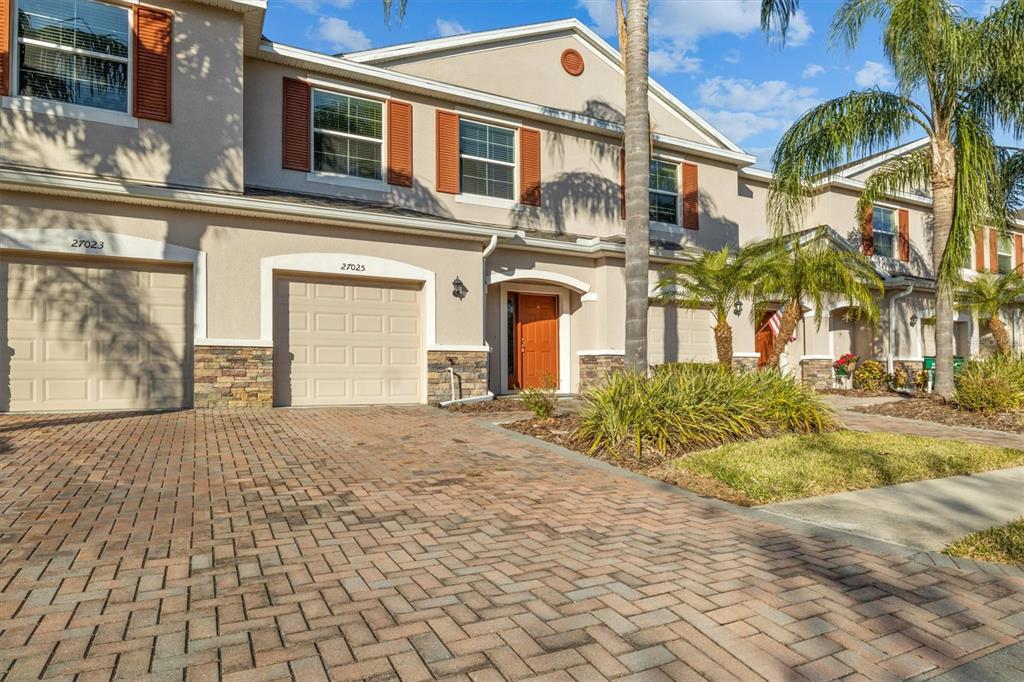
[440,235,499,407]
[887,283,914,374]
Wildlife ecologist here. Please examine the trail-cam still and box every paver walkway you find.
[1,407,1023,681]
[761,466,1024,552]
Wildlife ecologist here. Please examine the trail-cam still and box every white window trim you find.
[871,204,898,258]
[649,157,680,228]
[998,235,1013,273]
[459,117,518,203]
[11,0,135,119]
[310,87,388,186]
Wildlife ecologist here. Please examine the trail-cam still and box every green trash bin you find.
[923,357,935,370]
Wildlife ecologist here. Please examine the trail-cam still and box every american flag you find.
[768,308,797,342]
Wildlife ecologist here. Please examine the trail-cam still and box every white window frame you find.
[308,86,388,192]
[649,157,681,230]
[998,234,1013,274]
[871,204,898,259]
[457,117,518,206]
[9,0,135,120]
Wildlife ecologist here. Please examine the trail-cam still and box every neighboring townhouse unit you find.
[0,1,1019,412]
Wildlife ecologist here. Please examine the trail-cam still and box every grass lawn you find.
[666,431,1024,505]
[945,519,1024,565]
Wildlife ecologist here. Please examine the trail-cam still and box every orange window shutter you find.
[281,77,311,171]
[681,162,699,230]
[619,149,626,220]
[436,110,460,194]
[0,0,9,97]
[975,230,986,271]
[519,128,541,206]
[1016,233,1023,272]
[862,206,874,256]
[133,6,173,122]
[990,229,999,272]
[387,100,413,187]
[898,209,910,261]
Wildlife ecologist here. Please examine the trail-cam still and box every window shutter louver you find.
[1016,233,1023,272]
[519,128,541,206]
[387,100,413,187]
[0,0,9,97]
[436,110,460,194]
[133,6,173,122]
[619,149,625,220]
[281,78,311,172]
[898,209,910,261]
[681,162,699,230]
[862,206,874,256]
[975,231,986,271]
[990,229,999,273]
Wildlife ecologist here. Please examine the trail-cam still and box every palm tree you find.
[957,271,1024,355]
[655,247,760,369]
[620,0,652,373]
[752,230,883,367]
[760,0,1024,398]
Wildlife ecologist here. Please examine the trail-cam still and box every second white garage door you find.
[648,303,716,365]
[273,274,423,406]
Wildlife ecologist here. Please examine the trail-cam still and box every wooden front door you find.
[755,310,775,368]
[516,294,559,389]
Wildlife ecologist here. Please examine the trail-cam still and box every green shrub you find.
[955,356,1024,413]
[889,367,909,390]
[574,365,833,460]
[914,370,930,391]
[853,359,888,392]
[520,373,558,419]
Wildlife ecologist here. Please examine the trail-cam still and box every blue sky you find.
[265,0,1009,169]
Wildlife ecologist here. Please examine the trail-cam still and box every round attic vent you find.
[560,49,585,76]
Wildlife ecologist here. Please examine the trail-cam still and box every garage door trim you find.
[1,228,207,340]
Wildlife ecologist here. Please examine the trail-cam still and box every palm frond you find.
[957,270,1024,319]
[760,0,802,45]
[829,0,888,52]
[972,0,1024,137]
[855,148,931,229]
[769,90,930,233]
[381,0,408,24]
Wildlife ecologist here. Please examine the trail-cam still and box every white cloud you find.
[855,61,895,88]
[577,0,618,37]
[783,10,814,46]
[435,18,468,37]
[315,16,371,53]
[802,63,825,79]
[723,49,742,64]
[650,49,702,74]
[695,77,821,143]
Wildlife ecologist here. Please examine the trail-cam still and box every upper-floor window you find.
[649,159,678,225]
[312,89,384,181]
[460,120,515,200]
[872,206,897,258]
[17,0,130,113]
[998,235,1013,274]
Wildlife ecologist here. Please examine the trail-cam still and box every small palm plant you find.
[655,246,761,370]
[957,270,1024,355]
[752,229,883,368]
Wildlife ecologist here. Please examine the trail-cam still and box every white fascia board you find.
[739,167,774,181]
[194,0,266,12]
[836,138,930,179]
[740,166,935,209]
[259,40,754,166]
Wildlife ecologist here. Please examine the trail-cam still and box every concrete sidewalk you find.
[761,466,1024,551]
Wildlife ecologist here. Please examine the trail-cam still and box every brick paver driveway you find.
[1,407,1023,681]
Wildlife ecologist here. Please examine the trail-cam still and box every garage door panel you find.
[4,256,192,411]
[274,274,423,406]
[648,304,716,365]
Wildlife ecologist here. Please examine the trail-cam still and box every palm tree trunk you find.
[623,0,651,373]
[930,139,957,398]
[988,316,1011,355]
[764,299,802,368]
[713,319,733,370]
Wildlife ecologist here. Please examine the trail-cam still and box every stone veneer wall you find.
[800,358,834,390]
[428,351,489,404]
[733,356,760,373]
[579,354,624,389]
[194,346,274,408]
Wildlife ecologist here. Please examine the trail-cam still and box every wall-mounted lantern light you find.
[452,276,469,300]
[733,300,744,317]
[910,313,919,327]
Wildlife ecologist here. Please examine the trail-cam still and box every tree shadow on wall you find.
[509,171,622,235]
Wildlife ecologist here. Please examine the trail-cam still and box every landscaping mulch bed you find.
[855,396,1024,434]
[446,399,530,414]
[817,388,906,398]
[503,415,757,506]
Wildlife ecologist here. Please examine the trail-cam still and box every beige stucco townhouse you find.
[0,0,1020,412]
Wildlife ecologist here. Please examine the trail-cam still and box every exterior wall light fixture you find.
[452,277,469,300]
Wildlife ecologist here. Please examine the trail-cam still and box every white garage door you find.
[273,275,423,406]
[648,303,716,365]
[3,255,192,412]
